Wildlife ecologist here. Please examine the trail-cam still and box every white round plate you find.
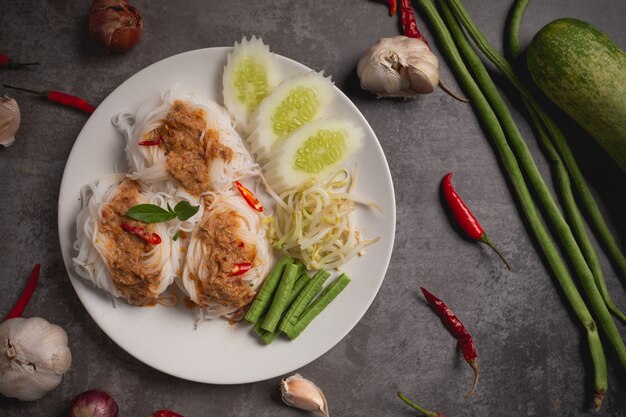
[58,47,396,384]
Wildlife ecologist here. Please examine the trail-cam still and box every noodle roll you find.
[73,174,181,306]
[113,88,258,196]
[181,193,270,320]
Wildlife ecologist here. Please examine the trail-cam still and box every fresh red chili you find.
[385,0,397,16]
[229,262,252,277]
[4,264,41,321]
[399,0,429,47]
[150,411,183,417]
[441,172,511,270]
[3,84,95,114]
[235,181,264,212]
[0,53,39,69]
[397,391,445,417]
[421,287,478,398]
[138,136,164,146]
[121,223,162,245]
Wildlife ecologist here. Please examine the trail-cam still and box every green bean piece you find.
[444,0,626,283]
[280,270,330,334]
[253,274,312,345]
[505,0,626,324]
[288,273,312,306]
[415,0,607,406]
[444,0,626,373]
[245,254,293,323]
[285,274,351,340]
[261,264,299,332]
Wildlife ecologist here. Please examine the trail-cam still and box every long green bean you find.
[245,254,293,323]
[445,0,626,371]
[415,0,607,407]
[505,0,626,323]
[444,0,626,283]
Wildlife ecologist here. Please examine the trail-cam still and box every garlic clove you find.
[280,374,329,417]
[0,95,20,147]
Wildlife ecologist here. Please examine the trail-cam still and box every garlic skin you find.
[0,317,72,401]
[0,96,20,147]
[357,36,440,98]
[280,374,329,417]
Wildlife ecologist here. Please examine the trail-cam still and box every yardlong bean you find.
[415,0,608,407]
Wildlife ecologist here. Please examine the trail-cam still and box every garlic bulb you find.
[0,95,20,147]
[280,374,329,417]
[357,35,440,98]
[0,317,72,401]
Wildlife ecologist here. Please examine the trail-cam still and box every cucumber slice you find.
[263,118,362,193]
[248,71,334,160]
[222,36,279,135]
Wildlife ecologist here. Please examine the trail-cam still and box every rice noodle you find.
[267,168,381,270]
[112,86,260,196]
[181,192,271,320]
[72,173,197,305]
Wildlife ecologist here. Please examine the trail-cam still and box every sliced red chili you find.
[121,223,161,245]
[138,136,164,146]
[150,411,183,417]
[229,262,252,277]
[235,181,263,212]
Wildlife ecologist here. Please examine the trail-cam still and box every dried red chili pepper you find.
[0,53,39,69]
[229,262,252,277]
[4,264,41,321]
[399,0,429,47]
[121,223,161,245]
[397,391,445,417]
[385,0,397,16]
[138,136,164,146]
[441,172,511,270]
[235,181,264,212]
[150,411,183,417]
[4,84,95,114]
[421,287,478,398]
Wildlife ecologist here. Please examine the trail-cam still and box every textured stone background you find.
[1,1,625,416]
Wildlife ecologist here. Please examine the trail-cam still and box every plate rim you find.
[58,46,396,384]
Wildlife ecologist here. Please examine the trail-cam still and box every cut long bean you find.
[253,273,312,345]
[280,269,330,334]
[245,254,293,323]
[415,0,607,407]
[286,273,351,339]
[261,263,299,332]
[444,0,626,372]
[444,0,626,283]
[505,0,626,323]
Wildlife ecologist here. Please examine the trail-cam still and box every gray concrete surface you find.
[1,1,625,416]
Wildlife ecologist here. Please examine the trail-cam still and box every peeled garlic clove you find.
[0,95,20,147]
[357,35,440,98]
[280,374,329,417]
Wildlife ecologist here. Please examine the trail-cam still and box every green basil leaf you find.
[126,204,177,223]
[172,231,181,241]
[174,201,200,221]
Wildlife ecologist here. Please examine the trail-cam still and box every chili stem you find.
[444,0,626,374]
[396,391,441,417]
[5,264,41,321]
[443,0,626,284]
[4,84,45,96]
[415,0,607,405]
[479,233,512,271]
[505,0,626,325]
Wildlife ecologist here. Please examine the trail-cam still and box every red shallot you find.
[89,0,143,53]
